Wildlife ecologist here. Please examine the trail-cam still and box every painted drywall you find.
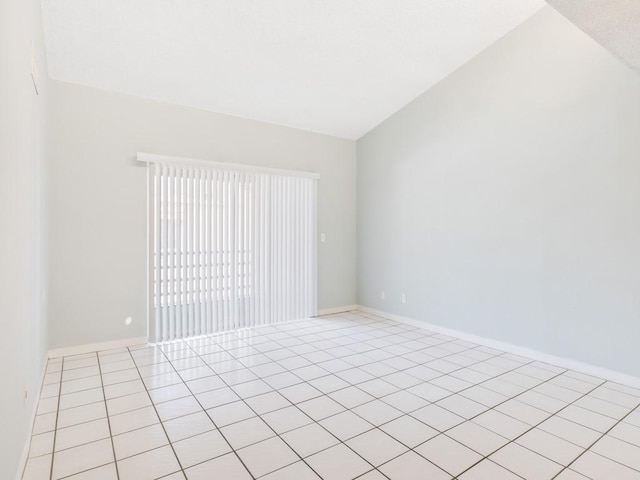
[48,81,356,348]
[40,0,544,139]
[357,7,640,376]
[0,0,49,477]
[547,0,640,75]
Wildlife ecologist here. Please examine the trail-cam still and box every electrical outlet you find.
[320,233,326,243]
[401,293,407,304]
[380,291,385,300]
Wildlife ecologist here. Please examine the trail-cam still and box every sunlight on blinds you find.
[147,158,317,342]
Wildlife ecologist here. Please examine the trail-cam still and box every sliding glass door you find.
[147,156,317,342]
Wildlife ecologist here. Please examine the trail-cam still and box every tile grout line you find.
[222,319,624,479]
[551,398,640,479]
[95,351,121,480]
[123,346,189,479]
[158,319,541,479]
[124,322,564,479]
[449,373,607,479]
[40,314,640,480]
[48,357,64,480]
[173,334,365,479]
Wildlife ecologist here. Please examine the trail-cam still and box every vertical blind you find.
[144,154,318,342]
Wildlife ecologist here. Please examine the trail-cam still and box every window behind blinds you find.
[146,155,318,342]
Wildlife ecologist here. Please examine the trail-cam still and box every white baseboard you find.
[357,305,640,389]
[317,305,359,316]
[48,336,148,359]
[16,357,48,480]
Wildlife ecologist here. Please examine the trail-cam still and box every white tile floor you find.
[22,311,640,480]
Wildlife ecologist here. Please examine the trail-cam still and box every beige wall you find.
[48,81,357,348]
[0,0,49,477]
[357,7,640,376]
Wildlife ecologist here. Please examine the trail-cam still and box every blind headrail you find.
[137,152,320,180]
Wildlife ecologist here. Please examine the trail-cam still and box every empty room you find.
[3,0,640,479]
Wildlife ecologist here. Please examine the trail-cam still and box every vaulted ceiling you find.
[41,1,545,139]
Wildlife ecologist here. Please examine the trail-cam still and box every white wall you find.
[48,81,356,348]
[0,0,49,477]
[357,7,640,376]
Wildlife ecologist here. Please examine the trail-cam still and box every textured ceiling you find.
[41,0,544,139]
[546,0,640,75]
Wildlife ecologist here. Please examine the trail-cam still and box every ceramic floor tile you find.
[55,418,111,451]
[279,382,323,403]
[261,405,313,434]
[415,434,482,477]
[244,391,291,415]
[261,460,321,479]
[220,416,275,449]
[297,395,346,421]
[566,401,620,428]
[28,431,55,458]
[410,404,465,432]
[185,375,226,394]
[164,410,216,442]
[494,398,550,425]
[112,423,168,460]
[491,443,563,480]
[155,395,201,421]
[472,410,531,440]
[591,435,640,472]
[109,405,160,435]
[554,470,592,480]
[329,386,375,409]
[106,392,152,416]
[148,383,192,404]
[347,428,408,467]
[574,395,630,419]
[237,436,299,478]
[380,415,438,448]
[64,463,118,479]
[356,470,387,480]
[103,380,145,401]
[379,451,451,480]
[407,383,451,402]
[438,393,488,418]
[446,420,510,456]
[610,421,640,448]
[459,459,521,480]
[591,387,640,408]
[59,387,105,410]
[352,399,403,426]
[308,374,351,394]
[23,316,640,480]
[281,422,339,458]
[57,401,107,429]
[381,390,428,413]
[173,429,232,468]
[306,444,372,480]
[32,412,57,435]
[52,438,114,479]
[22,454,52,480]
[571,451,640,480]
[184,452,252,480]
[516,428,584,465]
[117,445,180,480]
[206,401,255,429]
[538,416,602,448]
[197,387,241,410]
[319,410,375,441]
